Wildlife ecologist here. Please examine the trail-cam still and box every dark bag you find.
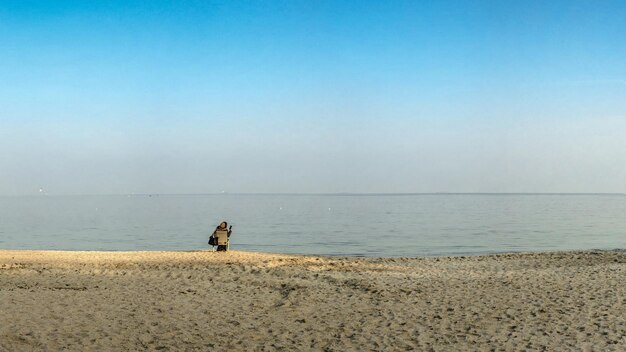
[208,236,216,246]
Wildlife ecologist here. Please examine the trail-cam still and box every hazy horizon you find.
[3,192,626,198]
[2,1,625,195]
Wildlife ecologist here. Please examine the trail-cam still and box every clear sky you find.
[1,0,625,195]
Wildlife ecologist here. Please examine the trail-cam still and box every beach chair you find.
[214,229,230,251]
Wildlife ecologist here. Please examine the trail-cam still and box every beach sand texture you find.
[1,250,625,351]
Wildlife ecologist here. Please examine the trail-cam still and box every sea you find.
[1,194,625,257]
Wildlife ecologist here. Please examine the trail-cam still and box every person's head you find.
[219,221,227,229]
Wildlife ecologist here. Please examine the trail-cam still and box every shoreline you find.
[1,247,625,258]
[2,249,625,351]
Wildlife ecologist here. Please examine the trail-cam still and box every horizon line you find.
[2,192,625,197]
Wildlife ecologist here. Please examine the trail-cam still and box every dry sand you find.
[1,250,625,351]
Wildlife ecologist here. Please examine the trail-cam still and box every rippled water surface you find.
[1,194,625,256]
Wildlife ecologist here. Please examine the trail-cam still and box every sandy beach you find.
[1,250,624,351]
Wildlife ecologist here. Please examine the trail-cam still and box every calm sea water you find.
[0,194,624,257]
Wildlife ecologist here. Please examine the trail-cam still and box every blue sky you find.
[1,0,625,194]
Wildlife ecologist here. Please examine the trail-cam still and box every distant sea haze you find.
[1,194,624,257]
[22,192,626,197]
